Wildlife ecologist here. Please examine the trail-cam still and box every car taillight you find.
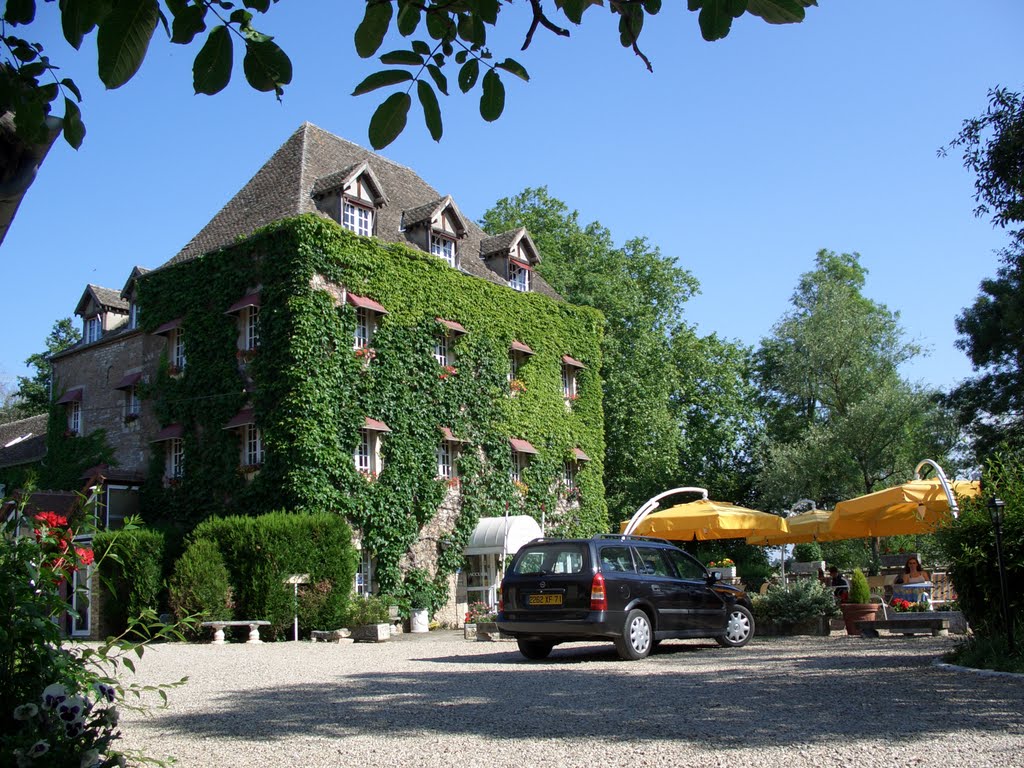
[590,572,607,611]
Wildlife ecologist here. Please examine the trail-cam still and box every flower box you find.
[351,623,391,643]
[712,566,737,580]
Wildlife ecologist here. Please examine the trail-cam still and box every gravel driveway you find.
[116,632,1024,767]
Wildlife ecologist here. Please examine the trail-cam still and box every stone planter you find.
[351,623,391,643]
[840,603,880,636]
[464,622,478,641]
[712,566,737,580]
[475,621,513,642]
[759,616,831,636]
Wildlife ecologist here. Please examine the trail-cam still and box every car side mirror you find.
[708,570,721,582]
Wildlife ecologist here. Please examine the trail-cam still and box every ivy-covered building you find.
[48,123,606,627]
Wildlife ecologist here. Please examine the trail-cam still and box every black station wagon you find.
[497,535,755,660]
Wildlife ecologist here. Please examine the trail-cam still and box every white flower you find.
[80,749,101,768]
[101,706,120,727]
[41,683,67,709]
[93,682,117,703]
[13,703,38,720]
[28,740,50,757]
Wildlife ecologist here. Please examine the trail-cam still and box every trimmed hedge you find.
[93,528,166,637]
[168,538,233,637]
[188,512,358,639]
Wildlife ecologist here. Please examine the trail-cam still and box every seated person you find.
[894,556,930,585]
[828,566,850,602]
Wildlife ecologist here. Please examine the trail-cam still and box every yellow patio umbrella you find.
[620,495,789,542]
[746,509,836,546]
[826,478,981,539]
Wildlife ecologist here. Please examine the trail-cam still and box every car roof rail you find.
[592,533,674,546]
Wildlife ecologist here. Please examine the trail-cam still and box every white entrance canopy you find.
[464,515,543,556]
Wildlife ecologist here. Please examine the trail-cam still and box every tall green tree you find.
[946,87,1024,458]
[756,250,955,512]
[481,187,760,523]
[0,0,819,151]
[12,317,81,418]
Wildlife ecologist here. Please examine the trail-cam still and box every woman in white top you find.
[896,556,930,584]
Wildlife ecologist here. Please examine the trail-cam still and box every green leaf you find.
[469,0,500,25]
[379,49,424,66]
[368,91,411,150]
[417,80,443,142]
[60,0,99,49]
[426,63,448,95]
[244,0,271,12]
[397,0,420,36]
[97,0,159,89]
[479,68,504,122]
[170,3,206,44]
[698,0,733,41]
[192,25,232,95]
[559,0,586,24]
[123,657,135,673]
[4,0,35,25]
[746,0,805,24]
[458,13,484,45]
[495,58,528,82]
[728,0,747,16]
[61,97,84,148]
[457,58,479,93]
[618,7,643,46]
[355,1,393,58]
[454,49,467,64]
[352,69,414,96]
[411,39,431,56]
[243,37,292,94]
[426,9,452,41]
[60,77,82,101]
[643,0,663,13]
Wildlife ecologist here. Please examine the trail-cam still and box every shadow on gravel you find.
[148,639,1024,748]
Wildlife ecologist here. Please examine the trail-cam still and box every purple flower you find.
[41,683,67,709]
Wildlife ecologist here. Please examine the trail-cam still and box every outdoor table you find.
[892,581,932,604]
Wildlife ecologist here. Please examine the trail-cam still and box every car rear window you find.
[512,545,588,575]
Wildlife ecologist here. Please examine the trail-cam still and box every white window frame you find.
[128,303,139,330]
[509,262,530,292]
[354,307,375,349]
[67,401,81,435]
[125,385,141,418]
[562,365,577,400]
[437,441,456,480]
[104,484,139,530]
[563,461,577,491]
[243,306,260,351]
[431,232,457,267]
[170,330,186,371]
[434,334,451,367]
[356,429,383,477]
[167,438,184,481]
[69,561,93,637]
[511,451,528,484]
[243,423,264,467]
[343,200,374,236]
[84,315,101,343]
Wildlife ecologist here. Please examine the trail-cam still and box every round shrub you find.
[752,578,839,628]
[168,538,233,636]
[849,568,871,604]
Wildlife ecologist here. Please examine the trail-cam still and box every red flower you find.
[76,547,95,566]
[34,511,68,529]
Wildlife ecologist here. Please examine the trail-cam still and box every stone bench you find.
[201,620,270,644]
[857,617,950,638]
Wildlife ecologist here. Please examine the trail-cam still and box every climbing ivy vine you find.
[134,213,606,610]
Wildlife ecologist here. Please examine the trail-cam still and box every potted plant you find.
[464,601,496,640]
[708,558,736,580]
[409,589,431,634]
[752,579,839,635]
[839,568,879,635]
[347,596,391,642]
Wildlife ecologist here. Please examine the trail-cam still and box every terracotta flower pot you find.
[840,603,880,636]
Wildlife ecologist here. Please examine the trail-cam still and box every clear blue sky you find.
[2,1,1021,396]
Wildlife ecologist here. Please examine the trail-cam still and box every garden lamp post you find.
[987,496,1014,653]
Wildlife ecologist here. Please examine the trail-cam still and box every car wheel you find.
[614,609,653,660]
[517,639,554,660]
[716,604,754,648]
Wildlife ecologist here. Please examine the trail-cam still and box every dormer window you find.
[84,316,101,343]
[347,294,388,351]
[343,199,374,236]
[509,261,530,292]
[431,232,457,267]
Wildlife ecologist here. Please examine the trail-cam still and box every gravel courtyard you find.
[117,632,1024,767]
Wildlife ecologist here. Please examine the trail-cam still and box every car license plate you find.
[528,593,562,606]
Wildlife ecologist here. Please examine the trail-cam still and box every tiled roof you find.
[76,284,130,315]
[0,414,48,469]
[163,123,561,299]
[480,229,521,258]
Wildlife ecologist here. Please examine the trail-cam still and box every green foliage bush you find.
[792,542,823,562]
[936,452,1022,653]
[93,528,166,636]
[189,511,358,639]
[752,579,839,626]
[345,595,391,626]
[849,567,871,604]
[168,538,233,635]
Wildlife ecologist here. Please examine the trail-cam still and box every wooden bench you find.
[201,620,270,644]
[857,617,950,638]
